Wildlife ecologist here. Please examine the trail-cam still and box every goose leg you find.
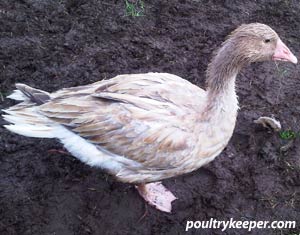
[135,182,177,213]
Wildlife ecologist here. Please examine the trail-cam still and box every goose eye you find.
[264,39,271,43]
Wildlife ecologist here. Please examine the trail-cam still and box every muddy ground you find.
[0,1,300,235]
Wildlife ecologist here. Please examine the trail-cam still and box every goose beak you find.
[272,38,298,64]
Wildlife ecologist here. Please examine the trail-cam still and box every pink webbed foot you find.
[136,182,177,213]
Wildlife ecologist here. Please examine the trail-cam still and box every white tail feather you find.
[3,114,32,125]
[4,124,56,138]
[7,90,29,101]
[3,106,56,138]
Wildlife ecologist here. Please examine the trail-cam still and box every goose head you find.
[227,23,297,65]
[206,23,297,105]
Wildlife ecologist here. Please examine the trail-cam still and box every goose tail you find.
[2,84,56,138]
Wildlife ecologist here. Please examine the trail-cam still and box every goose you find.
[2,23,297,213]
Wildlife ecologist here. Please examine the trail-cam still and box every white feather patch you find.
[7,90,29,101]
[55,126,141,172]
[4,124,56,138]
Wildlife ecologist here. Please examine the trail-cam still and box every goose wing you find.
[41,73,206,169]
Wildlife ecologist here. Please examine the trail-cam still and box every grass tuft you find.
[279,130,298,140]
[125,0,144,17]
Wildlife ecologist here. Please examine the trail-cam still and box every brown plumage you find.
[2,23,297,212]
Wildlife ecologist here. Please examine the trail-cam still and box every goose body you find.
[4,72,237,183]
[2,23,297,212]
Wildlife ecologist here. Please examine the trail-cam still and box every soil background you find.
[0,1,300,235]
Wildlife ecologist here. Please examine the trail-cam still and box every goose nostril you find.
[283,49,289,54]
